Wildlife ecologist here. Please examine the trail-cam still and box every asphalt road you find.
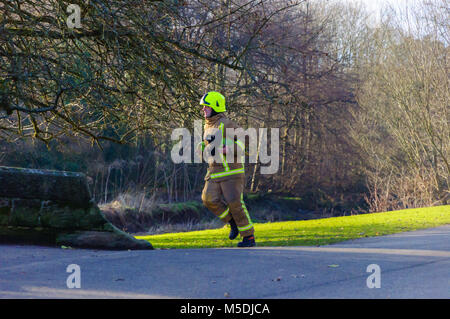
[1,225,449,299]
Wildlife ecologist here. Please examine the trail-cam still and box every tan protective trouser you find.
[201,175,254,237]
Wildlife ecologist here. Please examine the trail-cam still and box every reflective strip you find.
[238,193,253,231]
[210,168,244,179]
[235,140,245,165]
[219,123,230,171]
[219,207,229,219]
[197,141,205,152]
[238,223,254,232]
[219,122,225,145]
[235,140,245,151]
[201,93,210,105]
[220,153,230,172]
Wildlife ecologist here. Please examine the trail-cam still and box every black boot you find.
[229,218,239,240]
[237,235,256,247]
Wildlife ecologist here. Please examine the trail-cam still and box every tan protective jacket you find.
[202,113,245,182]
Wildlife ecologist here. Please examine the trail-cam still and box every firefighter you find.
[198,91,255,247]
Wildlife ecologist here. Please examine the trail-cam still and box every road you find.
[1,225,449,299]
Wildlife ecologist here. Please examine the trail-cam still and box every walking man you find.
[198,91,256,247]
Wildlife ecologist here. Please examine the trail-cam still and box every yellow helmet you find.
[200,91,226,113]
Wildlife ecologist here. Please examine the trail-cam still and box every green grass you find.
[135,205,450,249]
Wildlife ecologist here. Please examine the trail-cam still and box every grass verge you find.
[135,205,450,249]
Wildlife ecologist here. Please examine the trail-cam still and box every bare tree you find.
[351,0,449,210]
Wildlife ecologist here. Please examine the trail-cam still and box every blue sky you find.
[343,0,421,27]
[347,0,419,12]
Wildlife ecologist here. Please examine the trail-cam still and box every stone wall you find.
[0,166,152,250]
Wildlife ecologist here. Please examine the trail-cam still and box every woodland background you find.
[0,0,448,220]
